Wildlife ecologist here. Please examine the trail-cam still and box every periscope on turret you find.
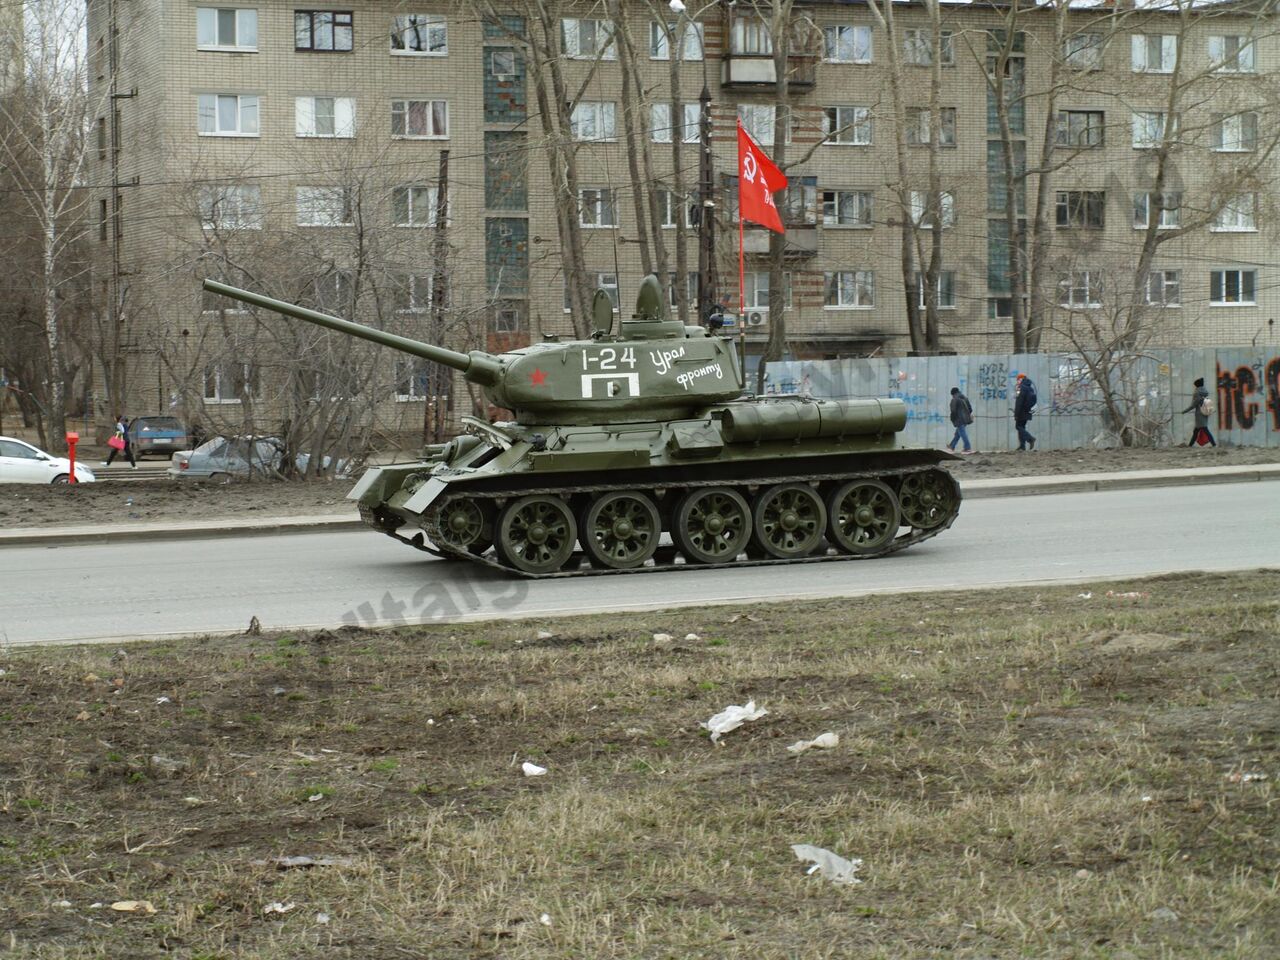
[201,275,960,576]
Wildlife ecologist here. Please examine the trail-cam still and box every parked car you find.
[128,416,190,458]
[0,436,96,484]
[168,435,348,481]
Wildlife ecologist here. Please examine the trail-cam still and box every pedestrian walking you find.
[103,413,138,468]
[947,387,974,453]
[1182,377,1217,447]
[1014,373,1037,451]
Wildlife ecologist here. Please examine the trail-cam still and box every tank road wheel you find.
[751,483,827,559]
[495,495,578,575]
[897,470,958,530]
[427,497,494,556]
[827,479,901,555]
[673,487,750,565]
[580,491,661,570]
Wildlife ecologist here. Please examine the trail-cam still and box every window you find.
[739,104,789,144]
[311,272,353,312]
[391,14,447,55]
[561,18,615,60]
[296,96,355,138]
[1212,194,1255,232]
[904,29,954,67]
[579,188,617,228]
[492,302,523,333]
[571,101,616,142]
[197,93,259,136]
[651,103,700,144]
[392,274,436,314]
[822,189,873,228]
[731,16,772,55]
[203,362,258,403]
[1210,269,1256,305]
[1212,112,1257,152]
[824,24,871,64]
[1055,191,1105,229]
[743,271,791,309]
[909,190,954,228]
[198,184,262,229]
[1064,33,1102,70]
[1144,270,1180,306]
[1058,271,1102,308]
[825,270,875,308]
[96,117,107,159]
[1132,34,1176,72]
[565,273,619,312]
[490,49,516,77]
[917,271,956,308]
[98,198,108,240]
[782,177,817,226]
[1133,192,1181,230]
[1132,111,1172,148]
[296,186,353,227]
[649,21,703,60]
[667,272,701,308]
[197,8,257,51]
[1209,35,1255,73]
[392,184,441,226]
[658,189,700,228]
[1056,110,1104,149]
[394,358,434,401]
[824,106,872,145]
[295,11,353,52]
[391,99,448,139]
[906,107,956,147]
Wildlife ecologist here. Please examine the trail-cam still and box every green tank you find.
[202,276,961,576]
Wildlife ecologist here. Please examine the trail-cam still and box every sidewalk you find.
[3,463,1277,549]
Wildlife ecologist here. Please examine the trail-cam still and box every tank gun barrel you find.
[201,279,502,386]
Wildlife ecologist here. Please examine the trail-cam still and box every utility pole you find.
[696,81,718,326]
[106,0,135,424]
[425,149,450,444]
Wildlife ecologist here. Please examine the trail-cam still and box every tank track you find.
[366,465,960,579]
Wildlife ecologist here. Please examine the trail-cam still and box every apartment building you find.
[86,0,1279,434]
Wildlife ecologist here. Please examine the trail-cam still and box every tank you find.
[202,276,961,576]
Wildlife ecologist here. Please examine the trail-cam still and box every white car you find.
[0,435,97,484]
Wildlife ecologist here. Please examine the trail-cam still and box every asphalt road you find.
[2,483,1276,646]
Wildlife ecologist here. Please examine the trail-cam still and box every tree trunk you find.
[670,19,690,324]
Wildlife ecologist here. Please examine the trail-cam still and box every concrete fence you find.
[763,347,1280,451]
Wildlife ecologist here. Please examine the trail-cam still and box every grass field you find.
[1,571,1276,958]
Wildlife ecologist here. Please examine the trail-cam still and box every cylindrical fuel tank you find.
[721,398,908,444]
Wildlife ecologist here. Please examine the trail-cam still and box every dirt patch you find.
[4,446,1275,529]
[1,572,1276,958]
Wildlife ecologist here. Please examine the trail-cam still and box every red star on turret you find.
[530,368,548,387]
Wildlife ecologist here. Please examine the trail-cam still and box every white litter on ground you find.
[702,701,768,742]
[791,844,863,885]
[786,732,839,755]
[521,762,548,777]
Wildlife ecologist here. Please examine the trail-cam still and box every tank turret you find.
[202,276,743,424]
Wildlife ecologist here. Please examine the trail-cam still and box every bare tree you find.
[0,0,109,450]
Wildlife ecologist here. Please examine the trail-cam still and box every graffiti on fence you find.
[1218,362,1263,431]
[977,362,1008,401]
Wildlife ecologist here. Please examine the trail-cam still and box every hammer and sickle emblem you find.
[742,150,759,184]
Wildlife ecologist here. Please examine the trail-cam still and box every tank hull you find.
[349,402,961,577]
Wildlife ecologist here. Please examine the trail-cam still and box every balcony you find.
[721,53,816,91]
[742,225,818,258]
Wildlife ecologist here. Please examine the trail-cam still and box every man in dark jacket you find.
[1014,374,1036,451]
[947,387,973,453]
[1181,377,1216,446]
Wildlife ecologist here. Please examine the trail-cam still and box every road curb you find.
[2,465,1277,547]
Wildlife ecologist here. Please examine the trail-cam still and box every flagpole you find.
[738,214,746,389]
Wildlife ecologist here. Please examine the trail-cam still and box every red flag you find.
[737,120,788,234]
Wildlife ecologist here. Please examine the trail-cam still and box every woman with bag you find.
[103,413,137,468]
[1181,378,1216,447]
